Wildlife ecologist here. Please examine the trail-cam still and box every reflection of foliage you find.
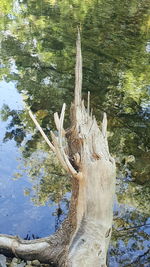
[0,104,54,148]
[0,0,150,182]
[0,104,26,145]
[0,0,150,203]
[0,1,149,263]
[1,103,71,205]
[54,200,70,231]
[117,178,150,215]
[108,114,150,181]
[109,200,150,266]
[16,150,71,205]
[0,0,13,31]
[108,175,150,266]
[110,228,150,266]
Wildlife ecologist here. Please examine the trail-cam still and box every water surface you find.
[0,0,150,265]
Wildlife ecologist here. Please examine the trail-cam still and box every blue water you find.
[0,81,60,238]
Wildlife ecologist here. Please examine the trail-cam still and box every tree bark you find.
[0,30,116,267]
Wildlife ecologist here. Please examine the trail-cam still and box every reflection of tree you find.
[0,104,71,205]
[117,178,150,215]
[22,150,71,205]
[0,105,26,145]
[109,198,150,266]
[0,0,150,181]
[0,0,150,196]
[0,1,150,264]
[54,200,70,232]
[106,172,150,266]
[110,223,150,266]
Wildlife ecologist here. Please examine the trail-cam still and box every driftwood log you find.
[0,30,116,267]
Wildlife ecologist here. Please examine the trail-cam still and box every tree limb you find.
[29,110,55,153]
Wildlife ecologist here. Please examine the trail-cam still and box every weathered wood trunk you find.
[0,30,116,267]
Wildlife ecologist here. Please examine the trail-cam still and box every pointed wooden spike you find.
[102,112,107,138]
[74,28,82,106]
[87,91,90,116]
[54,112,60,131]
[59,103,66,132]
[54,109,66,136]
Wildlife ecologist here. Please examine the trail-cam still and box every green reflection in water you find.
[0,0,150,265]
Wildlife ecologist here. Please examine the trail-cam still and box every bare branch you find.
[58,104,77,175]
[59,103,66,141]
[63,150,78,176]
[29,110,55,153]
[54,111,65,136]
[51,131,77,176]
[51,131,69,172]
[54,112,60,131]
